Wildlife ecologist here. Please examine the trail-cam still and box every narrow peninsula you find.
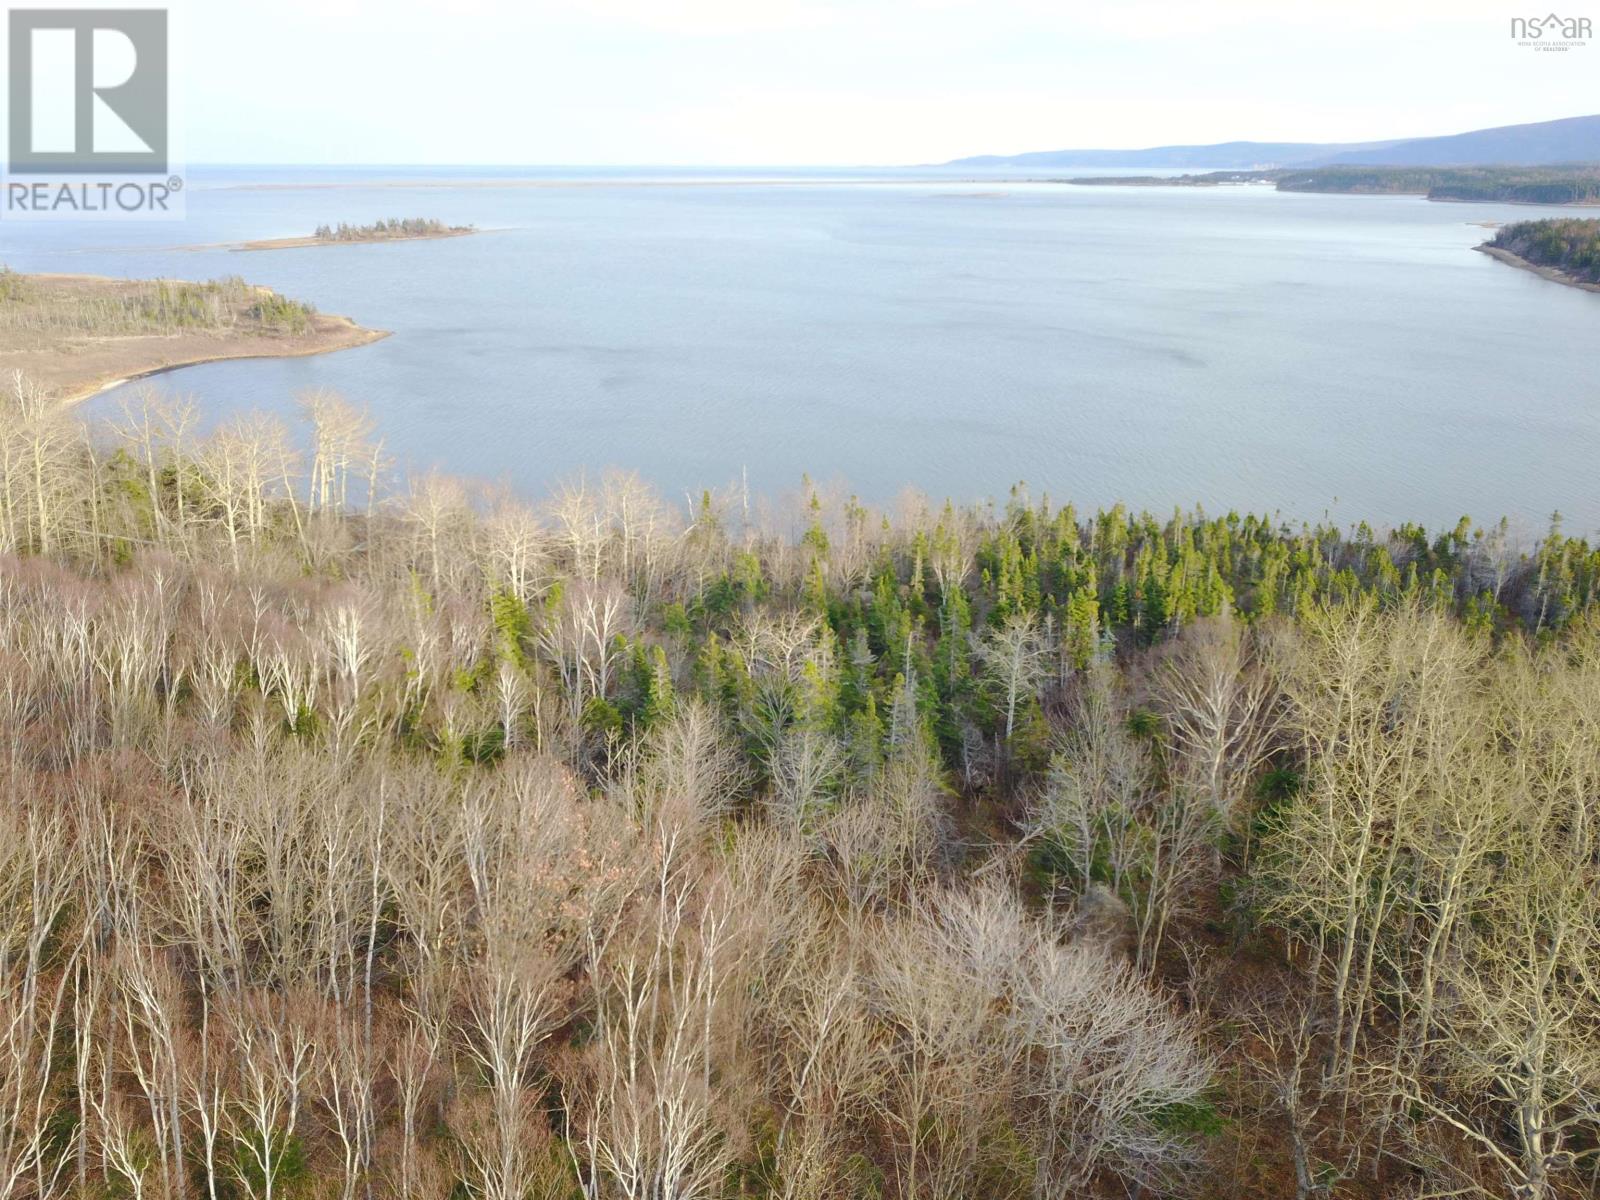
[1477,218,1600,293]
[1068,165,1600,205]
[0,270,387,404]
[235,216,475,252]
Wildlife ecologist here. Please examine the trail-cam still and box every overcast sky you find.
[173,0,1600,163]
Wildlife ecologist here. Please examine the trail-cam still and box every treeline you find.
[312,217,471,242]
[0,382,1597,1199]
[1489,217,1600,284]
[0,272,316,339]
[1273,166,1600,204]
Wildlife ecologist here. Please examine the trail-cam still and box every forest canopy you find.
[0,381,1596,1200]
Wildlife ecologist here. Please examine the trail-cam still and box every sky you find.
[37,0,1600,164]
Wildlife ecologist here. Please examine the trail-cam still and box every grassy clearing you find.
[0,269,317,340]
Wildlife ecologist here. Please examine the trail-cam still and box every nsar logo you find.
[1510,12,1591,51]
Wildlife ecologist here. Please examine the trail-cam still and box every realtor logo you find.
[8,8,168,173]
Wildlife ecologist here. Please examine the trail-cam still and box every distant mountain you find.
[943,114,1600,170]
[1316,114,1600,167]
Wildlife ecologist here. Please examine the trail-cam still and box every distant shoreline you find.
[1475,244,1600,295]
[1068,178,1600,206]
[210,178,1034,192]
[1434,195,1600,207]
[1058,165,1600,206]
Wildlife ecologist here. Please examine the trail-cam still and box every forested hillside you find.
[1,380,1597,1200]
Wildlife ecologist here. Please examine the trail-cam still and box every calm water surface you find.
[4,166,1596,533]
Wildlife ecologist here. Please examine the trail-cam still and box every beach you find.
[1475,243,1600,295]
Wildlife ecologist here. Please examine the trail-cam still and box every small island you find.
[0,269,387,403]
[235,216,475,252]
[1477,218,1600,293]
